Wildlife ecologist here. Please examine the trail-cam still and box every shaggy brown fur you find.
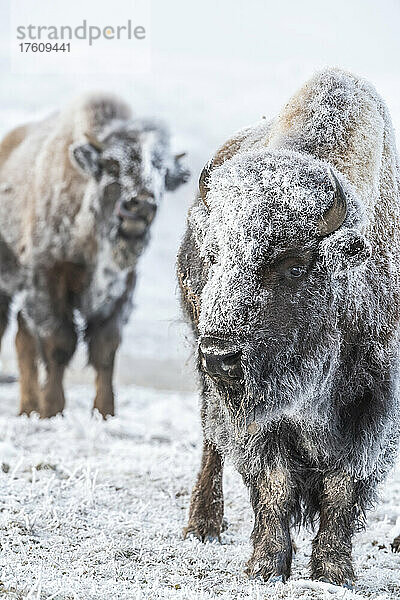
[0,93,189,418]
[183,440,224,542]
[16,312,40,415]
[178,69,400,585]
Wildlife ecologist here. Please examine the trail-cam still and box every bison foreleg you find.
[183,439,225,542]
[86,316,121,418]
[39,320,77,418]
[16,311,40,415]
[245,468,293,583]
[0,293,10,353]
[310,471,356,588]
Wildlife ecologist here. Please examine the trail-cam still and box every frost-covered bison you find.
[177,68,400,586]
[0,93,189,418]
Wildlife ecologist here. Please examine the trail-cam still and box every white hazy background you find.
[0,0,399,392]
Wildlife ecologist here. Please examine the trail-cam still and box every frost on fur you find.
[178,68,400,586]
[0,92,190,418]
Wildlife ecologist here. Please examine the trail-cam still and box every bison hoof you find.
[183,520,222,543]
[268,575,285,585]
[246,573,285,585]
[221,517,229,532]
[245,555,290,583]
[39,407,64,419]
[318,577,355,590]
[311,563,355,588]
[391,536,400,552]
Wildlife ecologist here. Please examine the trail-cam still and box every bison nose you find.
[119,197,157,223]
[199,348,243,382]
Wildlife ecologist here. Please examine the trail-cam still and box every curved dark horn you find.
[199,160,213,210]
[84,132,104,151]
[317,168,348,236]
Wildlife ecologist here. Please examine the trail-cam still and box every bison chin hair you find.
[213,339,339,432]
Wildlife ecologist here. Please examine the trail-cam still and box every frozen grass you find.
[0,383,399,599]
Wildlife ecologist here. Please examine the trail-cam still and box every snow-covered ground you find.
[1,0,400,597]
[1,385,400,599]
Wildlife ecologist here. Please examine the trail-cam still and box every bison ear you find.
[165,153,190,191]
[69,142,102,179]
[321,229,372,273]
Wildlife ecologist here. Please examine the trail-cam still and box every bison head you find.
[70,119,189,268]
[191,150,371,424]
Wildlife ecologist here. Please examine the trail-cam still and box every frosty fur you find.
[0,92,189,417]
[178,68,400,585]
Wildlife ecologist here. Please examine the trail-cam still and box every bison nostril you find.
[126,198,140,209]
[116,199,138,220]
[200,349,243,382]
[117,197,157,224]
[222,352,242,367]
[129,198,156,221]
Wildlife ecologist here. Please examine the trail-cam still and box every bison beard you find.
[178,69,400,587]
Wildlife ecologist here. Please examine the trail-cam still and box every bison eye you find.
[287,264,307,279]
[263,253,312,286]
[101,158,120,178]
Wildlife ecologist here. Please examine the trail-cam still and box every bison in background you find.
[178,68,400,586]
[0,93,189,418]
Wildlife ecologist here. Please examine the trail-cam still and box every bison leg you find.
[0,293,10,350]
[15,311,40,415]
[183,439,225,542]
[0,293,14,384]
[391,535,400,553]
[39,320,77,418]
[86,317,121,418]
[245,469,293,582]
[310,472,356,587]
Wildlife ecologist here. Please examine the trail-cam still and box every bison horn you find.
[84,132,104,152]
[174,152,186,160]
[317,168,348,236]
[199,160,213,210]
